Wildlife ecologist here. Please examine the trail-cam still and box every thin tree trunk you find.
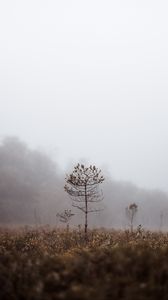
[84,184,88,240]
[130,212,133,233]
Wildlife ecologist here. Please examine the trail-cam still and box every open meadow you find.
[1,227,168,300]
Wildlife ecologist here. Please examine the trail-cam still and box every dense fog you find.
[1,1,168,192]
[1,136,168,230]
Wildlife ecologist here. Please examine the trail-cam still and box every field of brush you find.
[1,227,168,300]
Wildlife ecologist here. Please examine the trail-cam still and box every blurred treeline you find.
[0,136,168,229]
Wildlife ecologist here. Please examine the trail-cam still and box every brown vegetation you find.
[1,227,168,299]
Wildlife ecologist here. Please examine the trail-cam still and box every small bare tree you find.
[56,209,74,230]
[125,203,138,232]
[64,163,105,239]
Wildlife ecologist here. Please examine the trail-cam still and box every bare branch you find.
[72,203,86,212]
[64,163,105,237]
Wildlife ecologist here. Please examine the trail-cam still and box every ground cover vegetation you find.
[1,227,168,300]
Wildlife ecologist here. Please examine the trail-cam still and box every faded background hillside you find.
[1,136,168,230]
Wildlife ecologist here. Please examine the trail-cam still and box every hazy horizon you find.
[1,1,168,191]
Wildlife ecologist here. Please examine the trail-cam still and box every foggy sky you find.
[1,1,168,191]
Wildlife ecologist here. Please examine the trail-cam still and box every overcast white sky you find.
[1,0,168,190]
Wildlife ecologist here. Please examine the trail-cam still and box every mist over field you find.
[2,3,168,300]
[1,1,168,229]
[0,136,168,230]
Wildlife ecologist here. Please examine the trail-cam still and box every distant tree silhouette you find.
[0,136,59,224]
[64,164,105,239]
[125,203,138,232]
[56,209,74,230]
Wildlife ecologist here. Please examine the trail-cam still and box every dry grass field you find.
[1,227,168,300]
